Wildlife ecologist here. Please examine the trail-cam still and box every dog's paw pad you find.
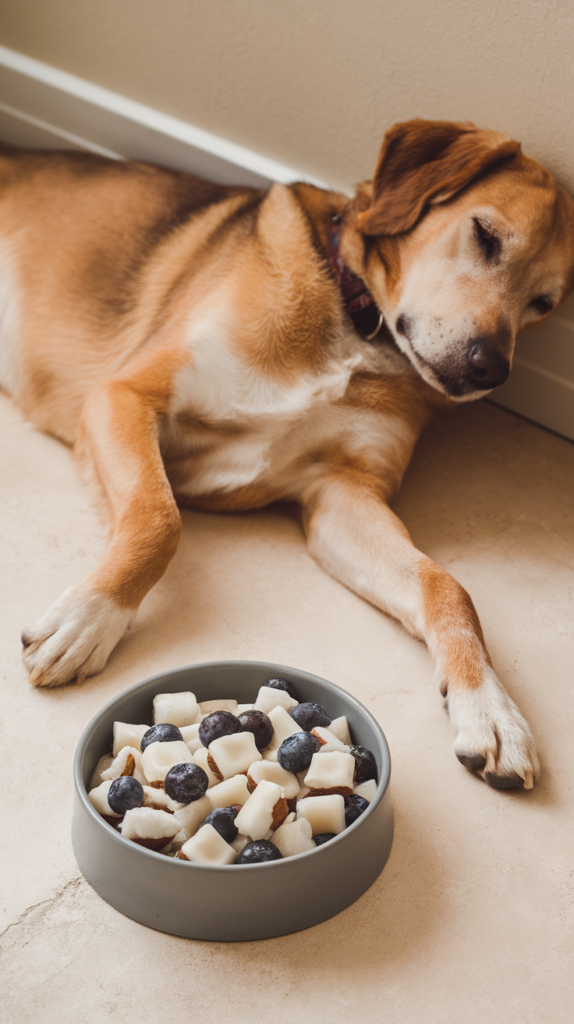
[484,771,525,790]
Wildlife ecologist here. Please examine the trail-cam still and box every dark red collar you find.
[329,216,383,341]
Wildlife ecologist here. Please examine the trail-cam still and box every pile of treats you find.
[88,677,378,865]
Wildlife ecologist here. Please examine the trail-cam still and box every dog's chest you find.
[163,326,416,505]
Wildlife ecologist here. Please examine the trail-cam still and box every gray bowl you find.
[73,660,393,941]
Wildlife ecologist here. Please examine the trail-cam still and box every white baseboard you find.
[0,44,572,441]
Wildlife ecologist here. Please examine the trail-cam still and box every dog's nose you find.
[466,339,510,390]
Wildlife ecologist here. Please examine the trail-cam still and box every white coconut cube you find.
[88,779,120,818]
[247,760,300,799]
[207,774,251,810]
[208,732,262,780]
[304,751,355,795]
[234,780,288,840]
[142,786,183,813]
[89,753,114,790]
[101,746,147,786]
[180,823,237,865]
[236,703,254,714]
[262,705,302,761]
[231,833,250,855]
[354,779,377,803]
[272,816,315,858]
[112,722,149,757]
[180,723,202,755]
[153,691,200,727]
[199,699,238,716]
[141,740,193,785]
[254,685,298,715]
[297,795,346,836]
[173,794,212,839]
[312,726,350,754]
[193,746,221,787]
[327,716,352,745]
[120,807,181,843]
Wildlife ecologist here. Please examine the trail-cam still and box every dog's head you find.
[350,119,574,399]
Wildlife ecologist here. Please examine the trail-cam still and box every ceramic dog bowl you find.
[72,660,393,941]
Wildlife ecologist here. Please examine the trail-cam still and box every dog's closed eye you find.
[473,217,501,262]
[529,295,554,316]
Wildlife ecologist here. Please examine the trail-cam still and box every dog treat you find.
[173,795,212,838]
[88,779,122,819]
[143,786,184,813]
[311,726,350,754]
[164,762,209,803]
[262,705,303,761]
[153,691,200,728]
[112,722,149,757]
[247,760,300,800]
[193,746,222,788]
[199,710,243,748]
[199,699,238,716]
[253,685,299,716]
[237,709,274,750]
[89,684,378,865]
[207,774,251,810]
[141,740,193,785]
[327,716,352,745]
[289,702,331,731]
[236,840,283,864]
[348,745,379,785]
[297,794,346,836]
[234,780,289,840]
[120,807,182,849]
[272,816,315,857]
[180,723,203,755]
[102,745,147,786]
[264,677,298,700]
[304,751,355,796]
[140,723,183,753]
[207,731,262,780]
[179,823,237,865]
[353,779,377,803]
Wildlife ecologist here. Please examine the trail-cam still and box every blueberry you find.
[198,710,243,748]
[237,710,273,750]
[236,840,283,864]
[164,763,209,804]
[314,833,337,847]
[344,794,370,827]
[140,723,183,753]
[289,702,331,731]
[349,745,378,785]
[201,805,240,843]
[277,731,321,773]
[264,677,298,700]
[108,776,144,814]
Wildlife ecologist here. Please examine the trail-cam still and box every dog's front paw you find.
[22,586,134,687]
[446,668,540,790]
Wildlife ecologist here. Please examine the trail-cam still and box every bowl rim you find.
[74,659,391,873]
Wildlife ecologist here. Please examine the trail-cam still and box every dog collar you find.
[329,216,384,341]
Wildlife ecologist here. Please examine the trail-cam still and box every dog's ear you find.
[357,119,521,236]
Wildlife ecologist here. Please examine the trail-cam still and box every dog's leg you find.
[22,370,182,687]
[303,476,539,790]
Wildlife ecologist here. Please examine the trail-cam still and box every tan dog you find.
[2,119,573,789]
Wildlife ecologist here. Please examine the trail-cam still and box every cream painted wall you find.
[0,0,574,194]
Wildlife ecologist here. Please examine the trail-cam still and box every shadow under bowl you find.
[73,660,393,941]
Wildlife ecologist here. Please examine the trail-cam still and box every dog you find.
[1,118,573,790]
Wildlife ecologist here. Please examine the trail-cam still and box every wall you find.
[0,0,573,436]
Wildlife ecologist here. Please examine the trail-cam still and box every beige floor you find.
[0,391,572,1023]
